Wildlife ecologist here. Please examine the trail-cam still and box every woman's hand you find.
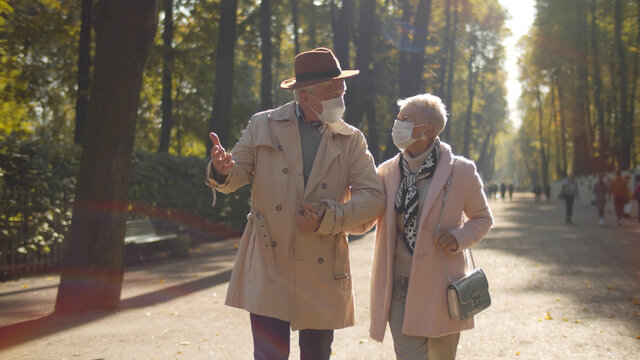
[436,231,459,253]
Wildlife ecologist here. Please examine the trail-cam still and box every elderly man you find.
[206,47,385,360]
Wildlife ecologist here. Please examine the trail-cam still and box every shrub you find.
[0,135,249,258]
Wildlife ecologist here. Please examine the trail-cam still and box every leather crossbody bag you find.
[435,159,491,320]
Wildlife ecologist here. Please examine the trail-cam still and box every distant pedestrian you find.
[610,171,629,225]
[490,183,498,200]
[544,184,551,203]
[634,182,640,223]
[561,174,578,224]
[593,174,609,226]
[533,185,542,203]
[508,183,514,200]
[500,182,507,200]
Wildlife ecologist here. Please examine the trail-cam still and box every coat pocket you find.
[248,212,277,282]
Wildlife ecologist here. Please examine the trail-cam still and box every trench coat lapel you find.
[271,104,305,201]
[303,130,340,199]
[417,143,454,227]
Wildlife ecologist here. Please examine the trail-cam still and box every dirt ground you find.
[0,193,639,359]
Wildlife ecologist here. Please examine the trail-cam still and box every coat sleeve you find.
[316,131,386,235]
[448,161,493,253]
[205,116,257,195]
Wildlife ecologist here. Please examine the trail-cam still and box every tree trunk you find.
[589,0,609,161]
[551,85,563,178]
[556,75,568,178]
[259,0,272,110]
[207,0,238,152]
[73,0,92,145]
[475,125,494,177]
[397,0,411,96]
[629,0,640,168]
[434,0,451,100]
[158,0,174,153]
[365,97,379,163]
[570,2,592,175]
[399,0,433,98]
[383,0,415,160]
[307,0,316,49]
[462,39,478,158]
[55,0,158,313]
[332,0,353,70]
[614,0,631,169]
[443,0,458,142]
[291,0,300,55]
[344,0,375,127]
[536,87,548,187]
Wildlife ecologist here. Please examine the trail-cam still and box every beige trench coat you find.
[207,101,385,330]
[369,142,493,341]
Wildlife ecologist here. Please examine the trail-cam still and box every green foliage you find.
[0,136,250,256]
[0,134,78,256]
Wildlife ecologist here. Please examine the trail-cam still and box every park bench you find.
[124,219,190,263]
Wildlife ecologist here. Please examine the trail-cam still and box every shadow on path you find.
[479,195,640,331]
[0,269,231,350]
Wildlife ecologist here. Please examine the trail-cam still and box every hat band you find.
[295,68,342,83]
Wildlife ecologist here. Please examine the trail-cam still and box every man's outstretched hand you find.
[209,132,235,176]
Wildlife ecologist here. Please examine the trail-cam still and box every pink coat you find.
[369,142,493,341]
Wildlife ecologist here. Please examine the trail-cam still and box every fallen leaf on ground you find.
[516,351,520,356]
[562,318,568,321]
[544,312,553,320]
[179,341,190,345]
[555,297,560,301]
[606,286,615,290]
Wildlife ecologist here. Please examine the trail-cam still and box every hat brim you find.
[280,70,360,89]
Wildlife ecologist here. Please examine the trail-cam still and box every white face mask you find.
[309,94,345,124]
[392,120,428,150]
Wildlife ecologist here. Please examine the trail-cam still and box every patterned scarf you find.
[394,139,440,254]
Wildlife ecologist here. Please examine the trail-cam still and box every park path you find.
[0,193,639,359]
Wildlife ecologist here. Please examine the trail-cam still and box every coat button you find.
[317,257,324,264]
[278,145,283,151]
[271,241,277,247]
[283,168,289,174]
[322,183,328,189]
[276,205,282,211]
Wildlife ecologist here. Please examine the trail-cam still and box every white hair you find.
[397,93,448,135]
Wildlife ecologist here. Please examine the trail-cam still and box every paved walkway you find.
[0,193,639,359]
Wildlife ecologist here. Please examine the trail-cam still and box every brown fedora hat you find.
[280,47,359,89]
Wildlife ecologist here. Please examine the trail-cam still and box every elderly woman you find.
[369,94,493,359]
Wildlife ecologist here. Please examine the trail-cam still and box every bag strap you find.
[434,158,478,285]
